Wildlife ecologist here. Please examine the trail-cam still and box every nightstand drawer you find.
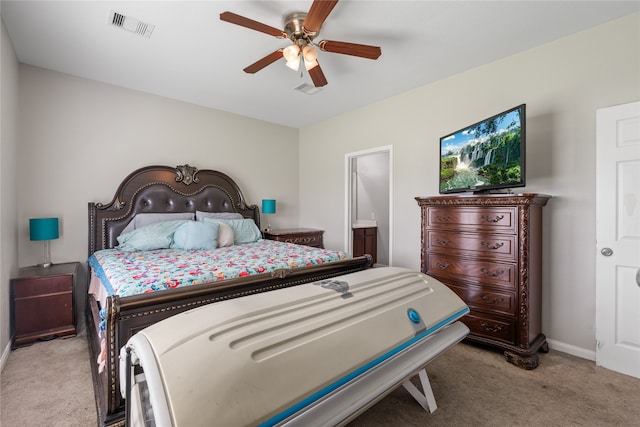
[13,275,72,298]
[14,290,73,337]
[264,228,324,248]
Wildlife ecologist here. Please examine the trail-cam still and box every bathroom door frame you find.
[344,145,393,266]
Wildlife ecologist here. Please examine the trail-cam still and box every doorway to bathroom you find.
[345,146,392,266]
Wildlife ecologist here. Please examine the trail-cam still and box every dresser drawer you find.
[463,312,516,344]
[446,283,516,317]
[426,254,516,289]
[427,207,517,233]
[427,231,517,261]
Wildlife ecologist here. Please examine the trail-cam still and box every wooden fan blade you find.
[243,50,283,74]
[308,62,328,87]
[303,0,339,34]
[220,11,286,38]
[318,40,381,59]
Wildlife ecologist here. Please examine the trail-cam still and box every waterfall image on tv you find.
[439,104,525,194]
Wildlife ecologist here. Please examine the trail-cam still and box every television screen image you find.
[439,104,526,194]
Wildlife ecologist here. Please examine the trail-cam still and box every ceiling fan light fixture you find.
[302,45,318,62]
[283,44,300,62]
[286,57,301,71]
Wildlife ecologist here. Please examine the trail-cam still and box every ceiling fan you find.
[220,0,381,88]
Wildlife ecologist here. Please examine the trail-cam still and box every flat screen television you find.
[439,104,526,194]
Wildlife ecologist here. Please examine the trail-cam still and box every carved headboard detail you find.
[88,164,260,254]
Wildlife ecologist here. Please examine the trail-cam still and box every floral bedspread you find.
[88,239,350,298]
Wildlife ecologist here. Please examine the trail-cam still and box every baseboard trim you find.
[0,340,11,372]
[547,339,595,361]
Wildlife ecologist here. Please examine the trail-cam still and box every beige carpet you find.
[1,333,639,426]
[1,334,95,427]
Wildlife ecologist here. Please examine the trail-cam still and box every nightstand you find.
[264,228,324,248]
[11,262,80,348]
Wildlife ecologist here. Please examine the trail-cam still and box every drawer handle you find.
[435,238,450,246]
[481,295,504,305]
[481,214,505,223]
[481,268,504,277]
[481,241,504,250]
[435,261,450,269]
[480,322,503,333]
[435,215,450,222]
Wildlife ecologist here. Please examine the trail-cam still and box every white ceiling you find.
[2,1,638,128]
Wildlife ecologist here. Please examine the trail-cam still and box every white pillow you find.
[217,223,234,247]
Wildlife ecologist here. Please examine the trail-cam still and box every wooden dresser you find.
[416,194,551,369]
[263,228,324,248]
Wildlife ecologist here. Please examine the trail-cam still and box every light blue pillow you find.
[117,220,191,251]
[120,212,196,235]
[203,218,261,244]
[195,211,244,221]
[171,221,219,250]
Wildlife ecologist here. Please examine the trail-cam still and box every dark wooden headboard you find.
[88,164,260,254]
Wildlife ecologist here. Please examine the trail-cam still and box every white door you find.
[595,101,640,379]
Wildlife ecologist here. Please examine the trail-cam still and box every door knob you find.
[636,269,640,287]
[601,247,613,256]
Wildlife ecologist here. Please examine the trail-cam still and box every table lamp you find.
[261,199,276,232]
[30,217,59,267]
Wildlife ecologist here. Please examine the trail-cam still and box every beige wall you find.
[17,66,300,269]
[1,18,20,365]
[299,13,640,356]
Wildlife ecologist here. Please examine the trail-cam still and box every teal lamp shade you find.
[29,218,59,267]
[262,199,276,214]
[29,218,59,241]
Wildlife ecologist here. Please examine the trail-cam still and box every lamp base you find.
[41,240,53,268]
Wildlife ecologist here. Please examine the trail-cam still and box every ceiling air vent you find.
[294,83,322,95]
[108,10,155,38]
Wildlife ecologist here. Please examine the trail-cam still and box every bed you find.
[86,164,372,426]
